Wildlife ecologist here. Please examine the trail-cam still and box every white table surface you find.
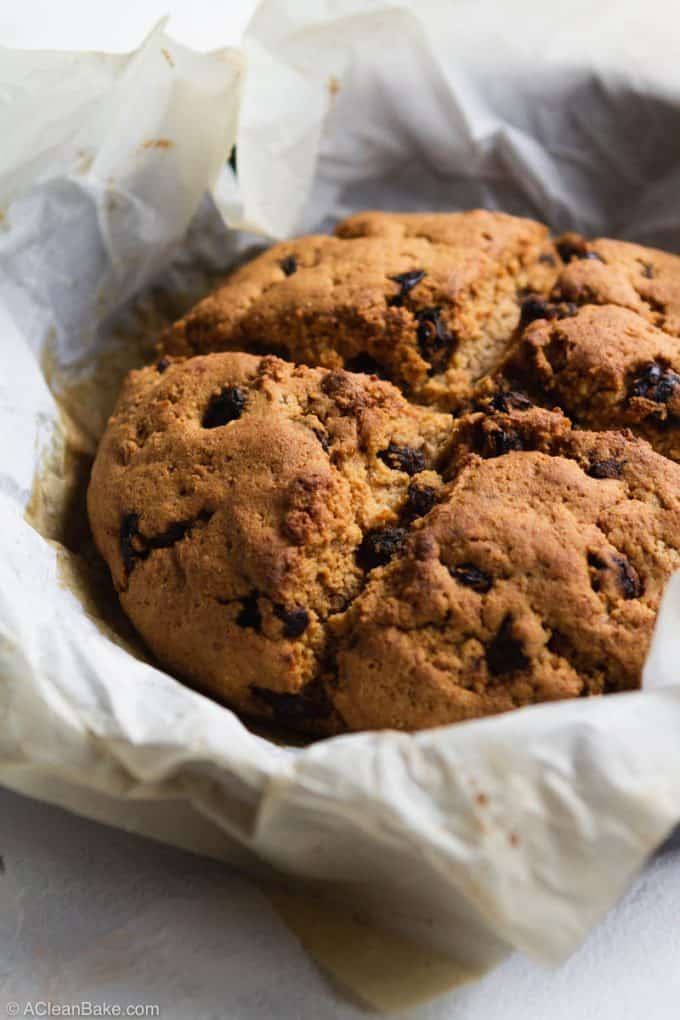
[1,786,679,1019]
[2,3,680,1017]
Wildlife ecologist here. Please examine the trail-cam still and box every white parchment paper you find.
[2,0,680,988]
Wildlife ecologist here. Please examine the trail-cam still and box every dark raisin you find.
[156,357,170,373]
[519,295,551,327]
[488,428,523,457]
[312,427,330,452]
[588,551,643,600]
[344,353,390,379]
[378,442,426,476]
[274,604,310,638]
[450,564,492,593]
[250,685,332,720]
[120,512,144,573]
[236,594,262,630]
[490,392,510,413]
[486,616,529,675]
[629,362,661,396]
[641,261,655,279]
[405,483,438,519]
[587,553,603,592]
[656,374,680,402]
[388,269,426,307]
[519,296,579,329]
[628,362,680,403]
[615,557,643,599]
[203,386,247,428]
[556,235,588,262]
[587,458,624,479]
[539,253,557,266]
[356,527,406,569]
[556,236,603,264]
[414,307,456,374]
[280,255,298,276]
[471,418,517,459]
[490,389,532,413]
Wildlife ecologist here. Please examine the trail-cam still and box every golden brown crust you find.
[331,423,680,731]
[158,210,558,411]
[506,304,680,461]
[554,233,680,335]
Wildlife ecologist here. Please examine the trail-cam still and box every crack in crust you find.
[325,399,680,731]
[156,209,559,411]
[120,509,213,578]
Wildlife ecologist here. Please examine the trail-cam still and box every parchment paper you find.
[2,1,680,1008]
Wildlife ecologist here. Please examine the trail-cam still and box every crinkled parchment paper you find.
[3,1,680,1009]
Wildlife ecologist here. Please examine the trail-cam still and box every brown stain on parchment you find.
[75,150,94,175]
[142,139,174,150]
[38,289,183,456]
[25,302,179,659]
[25,392,148,660]
[266,881,479,1010]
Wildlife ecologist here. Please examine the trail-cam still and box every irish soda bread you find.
[88,347,680,734]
